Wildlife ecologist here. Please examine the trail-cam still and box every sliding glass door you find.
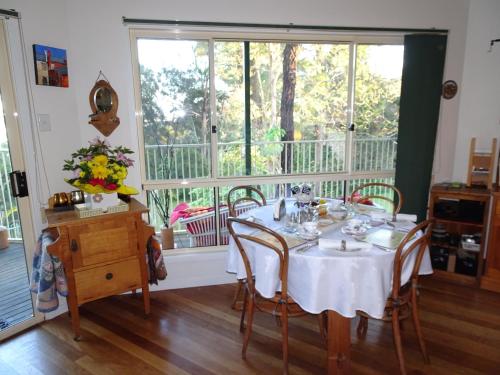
[0,20,41,341]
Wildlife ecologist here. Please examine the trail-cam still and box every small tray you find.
[75,201,129,218]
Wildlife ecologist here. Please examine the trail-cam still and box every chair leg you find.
[411,290,430,364]
[242,295,255,359]
[232,280,244,310]
[391,308,407,375]
[281,302,289,375]
[240,286,248,332]
[357,315,368,338]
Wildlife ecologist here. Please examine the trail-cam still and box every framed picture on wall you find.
[32,44,69,87]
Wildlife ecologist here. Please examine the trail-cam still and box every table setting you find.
[226,188,432,318]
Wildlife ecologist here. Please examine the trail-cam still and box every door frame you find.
[0,19,43,341]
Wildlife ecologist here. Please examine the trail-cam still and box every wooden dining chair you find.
[350,182,403,221]
[227,217,317,374]
[356,219,433,375]
[227,186,267,309]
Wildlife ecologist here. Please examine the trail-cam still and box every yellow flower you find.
[79,171,85,177]
[91,165,110,179]
[93,155,108,166]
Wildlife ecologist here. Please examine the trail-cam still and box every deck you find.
[0,242,33,331]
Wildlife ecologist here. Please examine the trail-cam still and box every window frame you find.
[129,27,403,252]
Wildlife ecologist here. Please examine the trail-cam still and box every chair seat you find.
[358,283,412,322]
[254,292,307,317]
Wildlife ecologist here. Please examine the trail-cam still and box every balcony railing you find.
[145,136,397,180]
[0,148,22,240]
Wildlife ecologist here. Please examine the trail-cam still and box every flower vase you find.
[88,192,119,212]
[161,226,174,250]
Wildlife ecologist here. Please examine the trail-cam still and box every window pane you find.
[215,41,349,177]
[349,177,396,211]
[148,187,215,249]
[353,45,403,172]
[138,39,211,180]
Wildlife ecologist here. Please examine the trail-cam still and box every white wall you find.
[453,0,500,182]
[2,0,471,216]
[0,0,479,292]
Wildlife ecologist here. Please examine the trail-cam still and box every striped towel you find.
[30,232,68,312]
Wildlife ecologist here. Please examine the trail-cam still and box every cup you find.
[69,190,85,204]
[53,192,69,207]
[302,221,318,235]
[283,213,298,233]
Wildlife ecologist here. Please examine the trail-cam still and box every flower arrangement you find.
[63,137,138,195]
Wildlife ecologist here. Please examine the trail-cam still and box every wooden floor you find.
[1,277,499,374]
[0,243,33,331]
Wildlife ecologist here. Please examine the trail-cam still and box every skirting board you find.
[45,250,236,319]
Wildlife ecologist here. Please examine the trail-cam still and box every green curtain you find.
[394,34,447,222]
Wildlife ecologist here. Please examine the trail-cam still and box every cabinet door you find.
[68,216,138,269]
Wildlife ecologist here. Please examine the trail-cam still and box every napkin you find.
[370,212,417,223]
[318,238,371,251]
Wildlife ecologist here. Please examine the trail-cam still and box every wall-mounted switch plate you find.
[37,114,51,132]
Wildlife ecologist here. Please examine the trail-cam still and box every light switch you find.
[37,114,51,132]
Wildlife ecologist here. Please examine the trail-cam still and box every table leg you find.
[327,310,351,374]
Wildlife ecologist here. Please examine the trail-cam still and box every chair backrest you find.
[350,182,403,219]
[227,186,267,217]
[227,217,289,297]
[391,219,433,299]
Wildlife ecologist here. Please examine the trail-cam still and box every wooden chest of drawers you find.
[45,198,154,339]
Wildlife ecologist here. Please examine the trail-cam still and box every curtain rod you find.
[122,17,448,34]
[0,8,19,18]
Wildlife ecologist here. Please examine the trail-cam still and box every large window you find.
[131,29,403,250]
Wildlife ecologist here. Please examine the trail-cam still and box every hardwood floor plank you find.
[1,278,500,374]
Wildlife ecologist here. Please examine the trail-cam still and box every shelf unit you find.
[428,184,491,286]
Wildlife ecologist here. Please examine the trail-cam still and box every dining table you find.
[226,201,433,374]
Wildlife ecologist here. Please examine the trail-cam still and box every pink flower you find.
[89,137,110,147]
[116,152,134,167]
[73,168,82,178]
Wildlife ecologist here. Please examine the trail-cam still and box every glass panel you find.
[137,39,211,180]
[353,45,403,172]
[0,90,34,331]
[215,41,349,177]
[147,187,215,249]
[349,177,396,212]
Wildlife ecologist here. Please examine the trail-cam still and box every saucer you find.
[298,230,322,240]
[341,225,368,236]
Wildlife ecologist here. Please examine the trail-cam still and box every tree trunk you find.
[280,43,298,175]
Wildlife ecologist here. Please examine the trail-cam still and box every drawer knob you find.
[105,272,113,280]
[70,239,78,252]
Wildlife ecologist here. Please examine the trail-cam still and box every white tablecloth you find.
[226,204,433,319]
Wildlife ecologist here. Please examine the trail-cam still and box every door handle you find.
[70,239,78,252]
[105,273,113,280]
[9,170,29,197]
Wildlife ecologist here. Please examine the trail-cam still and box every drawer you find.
[69,216,139,269]
[74,258,142,304]
[496,199,500,215]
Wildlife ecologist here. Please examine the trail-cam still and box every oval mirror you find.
[95,87,113,113]
[88,79,120,136]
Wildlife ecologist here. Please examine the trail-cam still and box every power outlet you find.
[37,114,51,132]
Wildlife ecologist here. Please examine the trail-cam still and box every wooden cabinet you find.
[428,185,490,286]
[45,198,155,339]
[480,189,500,292]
